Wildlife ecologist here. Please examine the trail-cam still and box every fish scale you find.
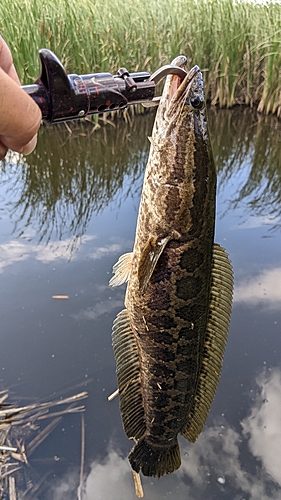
[110,55,233,491]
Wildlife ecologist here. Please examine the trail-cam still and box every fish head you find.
[147,56,215,236]
[153,56,206,142]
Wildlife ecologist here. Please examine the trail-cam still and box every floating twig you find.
[0,391,88,419]
[9,476,17,500]
[78,413,85,500]
[0,445,17,452]
[132,471,144,498]
[27,417,62,457]
[0,388,88,498]
[107,388,119,401]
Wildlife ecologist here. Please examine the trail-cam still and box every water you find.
[0,107,281,499]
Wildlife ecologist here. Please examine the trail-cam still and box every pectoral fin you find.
[138,231,180,294]
[109,252,133,287]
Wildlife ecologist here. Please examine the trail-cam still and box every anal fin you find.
[112,309,145,440]
[181,243,234,442]
[109,252,133,287]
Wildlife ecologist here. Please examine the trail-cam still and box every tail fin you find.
[128,438,181,478]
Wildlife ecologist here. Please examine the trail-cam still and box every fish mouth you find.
[165,62,204,119]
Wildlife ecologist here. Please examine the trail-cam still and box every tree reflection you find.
[1,108,281,243]
[2,113,153,243]
[208,107,281,227]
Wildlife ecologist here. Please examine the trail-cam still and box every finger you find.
[0,140,8,160]
[0,134,37,159]
[0,36,20,85]
[21,134,38,156]
[7,63,21,86]
[0,69,42,147]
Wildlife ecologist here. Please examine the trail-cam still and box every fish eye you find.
[190,96,204,109]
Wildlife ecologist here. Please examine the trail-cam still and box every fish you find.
[109,55,233,485]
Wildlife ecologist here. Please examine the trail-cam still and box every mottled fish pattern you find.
[110,56,233,481]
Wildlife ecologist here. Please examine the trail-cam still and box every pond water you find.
[0,107,281,499]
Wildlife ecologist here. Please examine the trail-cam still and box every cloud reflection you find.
[242,368,281,486]
[88,244,122,261]
[234,267,281,308]
[0,236,124,272]
[52,368,281,499]
[72,299,124,321]
[0,236,94,271]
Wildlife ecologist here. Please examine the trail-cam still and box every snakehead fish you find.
[109,56,233,482]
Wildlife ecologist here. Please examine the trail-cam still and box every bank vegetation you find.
[1,0,281,116]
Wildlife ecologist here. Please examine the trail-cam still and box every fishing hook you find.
[142,64,188,107]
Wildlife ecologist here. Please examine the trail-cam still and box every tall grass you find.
[1,0,281,116]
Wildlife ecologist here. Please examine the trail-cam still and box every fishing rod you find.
[21,49,187,124]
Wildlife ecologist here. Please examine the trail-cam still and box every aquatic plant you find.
[0,0,280,115]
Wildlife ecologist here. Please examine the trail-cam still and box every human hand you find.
[0,36,42,159]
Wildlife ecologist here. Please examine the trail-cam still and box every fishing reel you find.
[21,49,187,124]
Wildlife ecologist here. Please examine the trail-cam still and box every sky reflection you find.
[51,368,281,500]
[0,109,281,498]
[234,266,281,308]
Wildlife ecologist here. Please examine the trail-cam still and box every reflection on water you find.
[1,115,153,243]
[0,108,281,498]
[51,367,281,500]
[234,266,281,308]
[1,107,281,246]
[208,107,281,229]
[0,389,88,499]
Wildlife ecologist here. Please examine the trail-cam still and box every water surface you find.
[0,108,281,499]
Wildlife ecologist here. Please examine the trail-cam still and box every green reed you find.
[1,0,281,116]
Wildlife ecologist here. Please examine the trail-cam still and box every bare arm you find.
[0,36,42,159]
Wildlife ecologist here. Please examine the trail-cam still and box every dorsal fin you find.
[109,252,133,287]
[181,243,234,442]
[112,309,146,440]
